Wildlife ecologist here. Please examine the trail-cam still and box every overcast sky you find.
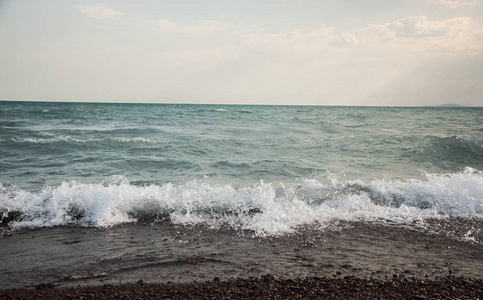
[1,0,482,106]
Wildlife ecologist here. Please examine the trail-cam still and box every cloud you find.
[428,0,479,9]
[426,28,483,54]
[364,16,470,40]
[242,27,359,53]
[75,4,123,20]
[331,32,360,47]
[149,19,222,37]
[360,16,483,55]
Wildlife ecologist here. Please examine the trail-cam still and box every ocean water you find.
[1,101,482,235]
[1,101,483,289]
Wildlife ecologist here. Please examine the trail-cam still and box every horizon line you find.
[0,99,479,108]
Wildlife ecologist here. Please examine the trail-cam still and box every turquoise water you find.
[1,101,482,233]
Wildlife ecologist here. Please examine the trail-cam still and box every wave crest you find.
[1,168,482,235]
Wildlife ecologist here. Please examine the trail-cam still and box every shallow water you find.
[1,219,482,290]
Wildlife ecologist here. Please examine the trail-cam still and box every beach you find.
[3,275,483,299]
[2,219,483,298]
[2,0,483,296]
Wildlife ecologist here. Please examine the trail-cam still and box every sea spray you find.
[2,169,482,235]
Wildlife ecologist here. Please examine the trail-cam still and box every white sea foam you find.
[1,168,482,235]
[12,136,102,144]
[10,136,170,144]
[113,137,158,143]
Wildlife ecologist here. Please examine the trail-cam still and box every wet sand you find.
[1,218,483,298]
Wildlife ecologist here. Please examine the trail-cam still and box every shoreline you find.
[2,275,482,299]
[1,219,483,291]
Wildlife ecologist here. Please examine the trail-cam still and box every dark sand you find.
[1,218,483,298]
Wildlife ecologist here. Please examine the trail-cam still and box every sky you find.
[0,0,482,106]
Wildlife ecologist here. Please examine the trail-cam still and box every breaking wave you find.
[1,168,482,236]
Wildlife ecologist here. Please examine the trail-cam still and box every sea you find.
[1,101,482,289]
